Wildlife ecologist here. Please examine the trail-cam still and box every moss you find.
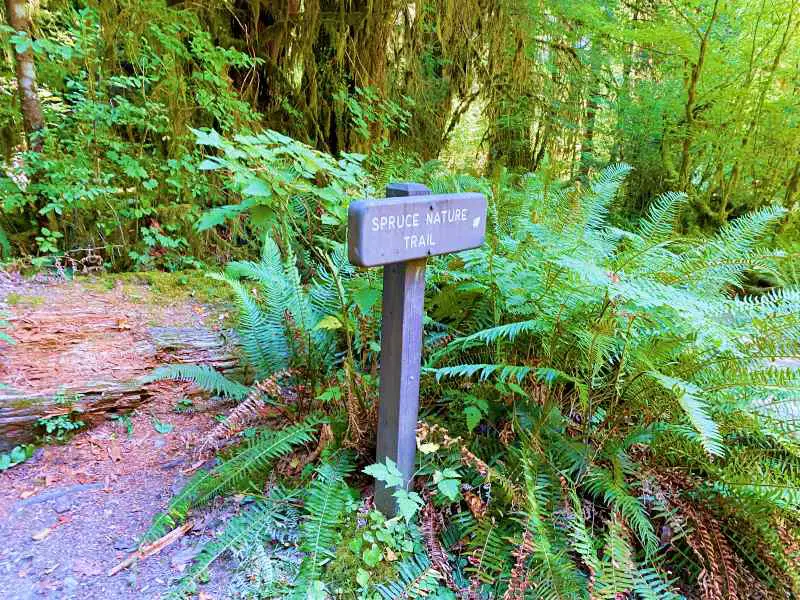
[324,519,397,597]
[9,398,36,409]
[85,270,235,305]
[5,293,44,307]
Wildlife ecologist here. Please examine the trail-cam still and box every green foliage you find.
[419,165,800,597]
[0,444,35,471]
[147,160,797,599]
[144,417,322,542]
[214,238,331,379]
[37,412,85,442]
[168,486,300,599]
[145,364,249,400]
[294,456,356,595]
[0,309,12,346]
[192,128,365,235]
[375,554,443,599]
[1,3,259,269]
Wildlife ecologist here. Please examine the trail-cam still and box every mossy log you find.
[0,327,242,451]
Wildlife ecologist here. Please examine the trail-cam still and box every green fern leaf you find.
[295,454,355,593]
[376,554,443,599]
[145,364,249,400]
[143,418,321,542]
[167,486,300,599]
[650,371,723,456]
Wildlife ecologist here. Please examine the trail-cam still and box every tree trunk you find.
[4,0,44,152]
[579,92,599,180]
[677,0,720,191]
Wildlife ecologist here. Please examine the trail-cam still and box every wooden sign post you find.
[348,182,487,515]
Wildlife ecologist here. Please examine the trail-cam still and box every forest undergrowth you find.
[138,130,800,599]
[2,1,800,598]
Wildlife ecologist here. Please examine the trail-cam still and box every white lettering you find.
[402,233,437,249]
[377,212,422,231]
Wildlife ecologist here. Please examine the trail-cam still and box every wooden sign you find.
[348,183,487,515]
[348,186,487,267]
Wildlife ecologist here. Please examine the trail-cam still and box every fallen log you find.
[0,326,243,451]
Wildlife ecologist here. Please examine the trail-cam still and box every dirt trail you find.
[0,272,238,599]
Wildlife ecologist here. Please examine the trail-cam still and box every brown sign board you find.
[348,192,487,267]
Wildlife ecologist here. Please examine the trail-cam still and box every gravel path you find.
[0,273,237,599]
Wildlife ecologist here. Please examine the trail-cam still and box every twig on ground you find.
[107,521,194,576]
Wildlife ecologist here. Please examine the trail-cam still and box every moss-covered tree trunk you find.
[5,0,44,151]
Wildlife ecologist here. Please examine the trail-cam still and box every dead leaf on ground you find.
[464,491,487,520]
[32,527,52,541]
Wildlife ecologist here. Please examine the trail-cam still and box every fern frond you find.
[145,364,249,400]
[594,515,636,598]
[580,163,632,232]
[584,467,659,556]
[650,371,723,456]
[295,454,355,591]
[429,363,531,383]
[219,275,291,377]
[633,567,681,600]
[143,418,321,542]
[376,554,443,599]
[636,191,687,243]
[711,205,788,260]
[167,486,300,599]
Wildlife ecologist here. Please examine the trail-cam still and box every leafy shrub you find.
[0,3,259,269]
[0,444,35,471]
[147,145,800,597]
[419,164,800,597]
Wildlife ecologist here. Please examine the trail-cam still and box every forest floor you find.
[0,271,241,600]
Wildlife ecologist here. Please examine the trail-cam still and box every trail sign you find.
[348,186,486,267]
[348,183,487,515]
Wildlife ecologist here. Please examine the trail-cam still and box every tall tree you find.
[4,0,43,151]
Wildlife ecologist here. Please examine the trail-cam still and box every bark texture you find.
[4,0,44,151]
[0,326,241,450]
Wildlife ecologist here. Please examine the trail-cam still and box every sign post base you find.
[374,257,427,515]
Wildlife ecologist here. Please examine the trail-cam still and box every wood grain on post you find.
[374,183,431,514]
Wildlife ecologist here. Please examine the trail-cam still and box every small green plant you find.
[151,417,174,434]
[174,397,194,413]
[0,310,12,347]
[34,228,63,255]
[0,444,35,471]
[111,413,134,437]
[53,388,80,407]
[37,413,85,442]
[4,293,44,307]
